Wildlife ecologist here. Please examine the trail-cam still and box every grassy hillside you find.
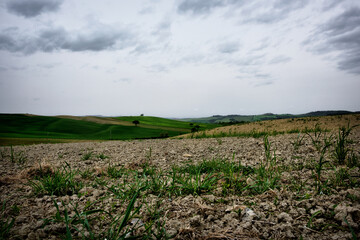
[180,111,356,124]
[178,114,360,139]
[114,116,217,130]
[0,114,217,145]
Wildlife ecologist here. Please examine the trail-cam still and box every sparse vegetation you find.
[333,123,358,165]
[29,163,83,196]
[1,114,360,239]
[0,201,15,240]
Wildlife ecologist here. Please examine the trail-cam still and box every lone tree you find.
[132,120,140,126]
[191,124,200,133]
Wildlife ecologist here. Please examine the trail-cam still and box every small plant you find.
[44,188,145,240]
[291,133,305,150]
[80,169,94,180]
[307,210,322,229]
[82,151,93,160]
[29,162,83,196]
[107,165,126,179]
[97,153,109,160]
[176,169,218,196]
[306,123,326,152]
[312,135,333,194]
[347,152,360,168]
[10,204,21,216]
[9,146,27,165]
[333,124,358,165]
[245,135,281,195]
[102,187,145,239]
[343,217,357,240]
[0,201,15,239]
[147,171,168,197]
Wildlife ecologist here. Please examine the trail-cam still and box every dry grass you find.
[180,114,360,138]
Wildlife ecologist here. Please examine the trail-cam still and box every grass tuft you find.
[29,162,83,196]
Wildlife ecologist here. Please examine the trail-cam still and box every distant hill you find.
[179,111,357,124]
[0,114,219,145]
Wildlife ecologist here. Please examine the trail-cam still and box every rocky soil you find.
[1,129,360,239]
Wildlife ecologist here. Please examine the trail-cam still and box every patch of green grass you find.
[44,188,145,240]
[107,165,127,179]
[82,151,93,160]
[243,135,281,195]
[97,153,109,160]
[333,123,359,165]
[9,146,27,165]
[29,163,83,196]
[291,133,305,150]
[175,169,218,196]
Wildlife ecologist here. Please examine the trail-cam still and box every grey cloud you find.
[147,64,168,73]
[218,41,239,54]
[151,19,172,41]
[139,6,154,15]
[255,81,273,87]
[177,0,225,15]
[322,0,343,11]
[338,53,360,74]
[306,7,360,74]
[269,55,291,64]
[254,73,271,79]
[130,43,155,55]
[11,66,28,71]
[321,7,360,35]
[0,25,135,54]
[177,0,309,23]
[252,38,270,51]
[241,0,309,24]
[0,66,8,71]
[37,63,59,69]
[6,0,63,18]
[174,53,206,66]
[234,54,265,66]
[114,78,131,83]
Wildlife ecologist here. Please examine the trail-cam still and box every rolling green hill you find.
[0,114,218,145]
[114,116,217,130]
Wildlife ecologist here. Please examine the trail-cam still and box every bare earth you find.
[1,118,360,239]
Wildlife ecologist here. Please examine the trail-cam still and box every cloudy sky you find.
[0,0,359,118]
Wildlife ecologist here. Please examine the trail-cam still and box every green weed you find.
[97,153,109,160]
[44,187,145,240]
[107,166,127,179]
[245,135,281,195]
[9,146,27,165]
[175,169,218,196]
[307,210,322,229]
[82,151,93,160]
[347,152,360,168]
[29,162,83,196]
[0,201,15,239]
[291,133,305,150]
[333,124,358,165]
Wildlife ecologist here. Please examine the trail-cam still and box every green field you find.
[0,114,218,145]
[114,116,216,130]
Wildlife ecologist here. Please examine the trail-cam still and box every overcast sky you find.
[0,0,359,118]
